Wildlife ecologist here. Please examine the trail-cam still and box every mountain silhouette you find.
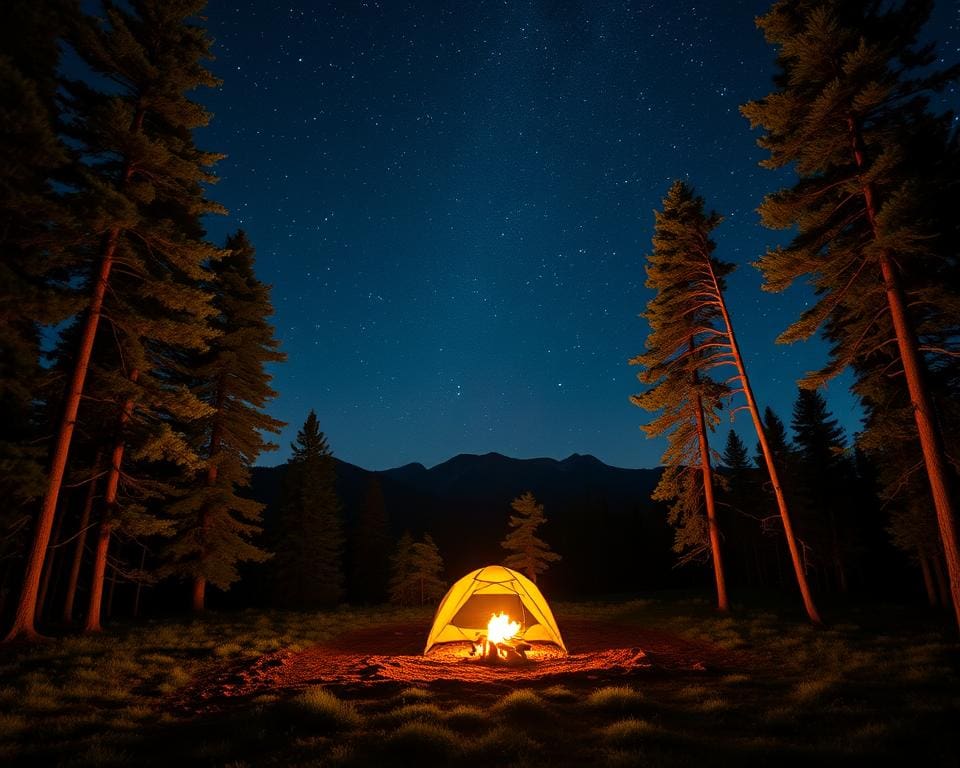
[251,452,676,599]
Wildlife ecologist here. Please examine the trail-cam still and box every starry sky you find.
[194,0,960,471]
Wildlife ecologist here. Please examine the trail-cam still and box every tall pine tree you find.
[0,0,75,604]
[500,491,561,585]
[631,181,731,610]
[274,412,344,608]
[164,230,285,611]
[791,388,856,593]
[633,181,820,622]
[5,0,226,641]
[741,0,960,629]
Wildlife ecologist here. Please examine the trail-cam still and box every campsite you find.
[2,598,958,766]
[3,0,960,765]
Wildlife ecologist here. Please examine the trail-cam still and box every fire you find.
[487,612,520,645]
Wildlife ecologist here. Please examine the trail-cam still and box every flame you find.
[487,612,520,645]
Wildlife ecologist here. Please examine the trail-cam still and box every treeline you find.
[1,1,286,640]
[269,418,564,611]
[3,0,959,642]
[632,1,960,629]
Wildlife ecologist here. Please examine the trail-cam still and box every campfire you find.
[472,612,532,663]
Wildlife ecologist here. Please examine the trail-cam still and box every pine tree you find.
[388,532,416,606]
[4,0,226,641]
[61,451,103,624]
[388,532,445,606]
[410,535,446,606]
[500,492,561,585]
[630,182,730,609]
[0,0,75,605]
[274,412,344,608]
[633,181,820,621]
[164,230,285,612]
[791,388,855,593]
[723,430,749,474]
[350,474,391,604]
[741,0,960,629]
[748,406,816,588]
[858,364,959,607]
[720,430,767,588]
[753,408,793,472]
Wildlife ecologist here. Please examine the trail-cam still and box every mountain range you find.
[251,452,679,598]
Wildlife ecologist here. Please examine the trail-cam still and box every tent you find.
[423,564,566,654]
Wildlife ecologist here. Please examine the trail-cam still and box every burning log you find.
[469,612,533,664]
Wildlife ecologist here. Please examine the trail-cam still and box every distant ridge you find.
[250,451,672,598]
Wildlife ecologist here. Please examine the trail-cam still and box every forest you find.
[1,0,958,766]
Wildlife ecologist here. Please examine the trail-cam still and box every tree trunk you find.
[708,266,821,624]
[691,338,728,611]
[105,563,118,619]
[36,501,66,625]
[84,517,112,633]
[848,116,960,632]
[84,370,139,634]
[192,385,226,614]
[3,104,146,643]
[63,452,102,624]
[192,576,206,613]
[918,550,938,607]
[932,553,950,611]
[4,233,120,642]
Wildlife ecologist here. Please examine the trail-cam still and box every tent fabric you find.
[423,565,566,654]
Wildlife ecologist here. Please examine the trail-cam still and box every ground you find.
[171,618,748,717]
[1,598,958,767]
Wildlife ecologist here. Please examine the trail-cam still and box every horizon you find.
[255,448,654,473]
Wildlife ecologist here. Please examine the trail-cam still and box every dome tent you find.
[423,564,566,654]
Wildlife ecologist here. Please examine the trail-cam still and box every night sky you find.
[195,0,960,471]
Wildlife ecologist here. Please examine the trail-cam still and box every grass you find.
[585,685,645,712]
[0,599,957,767]
[289,686,362,731]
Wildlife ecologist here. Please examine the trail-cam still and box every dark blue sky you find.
[195,0,959,470]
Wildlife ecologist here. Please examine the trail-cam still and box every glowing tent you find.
[423,564,566,654]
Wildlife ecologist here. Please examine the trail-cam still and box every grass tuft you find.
[395,686,433,702]
[213,642,244,658]
[793,677,834,704]
[720,673,750,685]
[540,684,578,702]
[0,712,28,739]
[585,685,644,713]
[289,686,361,731]
[601,717,658,746]
[388,702,446,723]
[465,724,538,763]
[443,704,488,732]
[66,738,132,767]
[385,721,460,763]
[492,688,552,724]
